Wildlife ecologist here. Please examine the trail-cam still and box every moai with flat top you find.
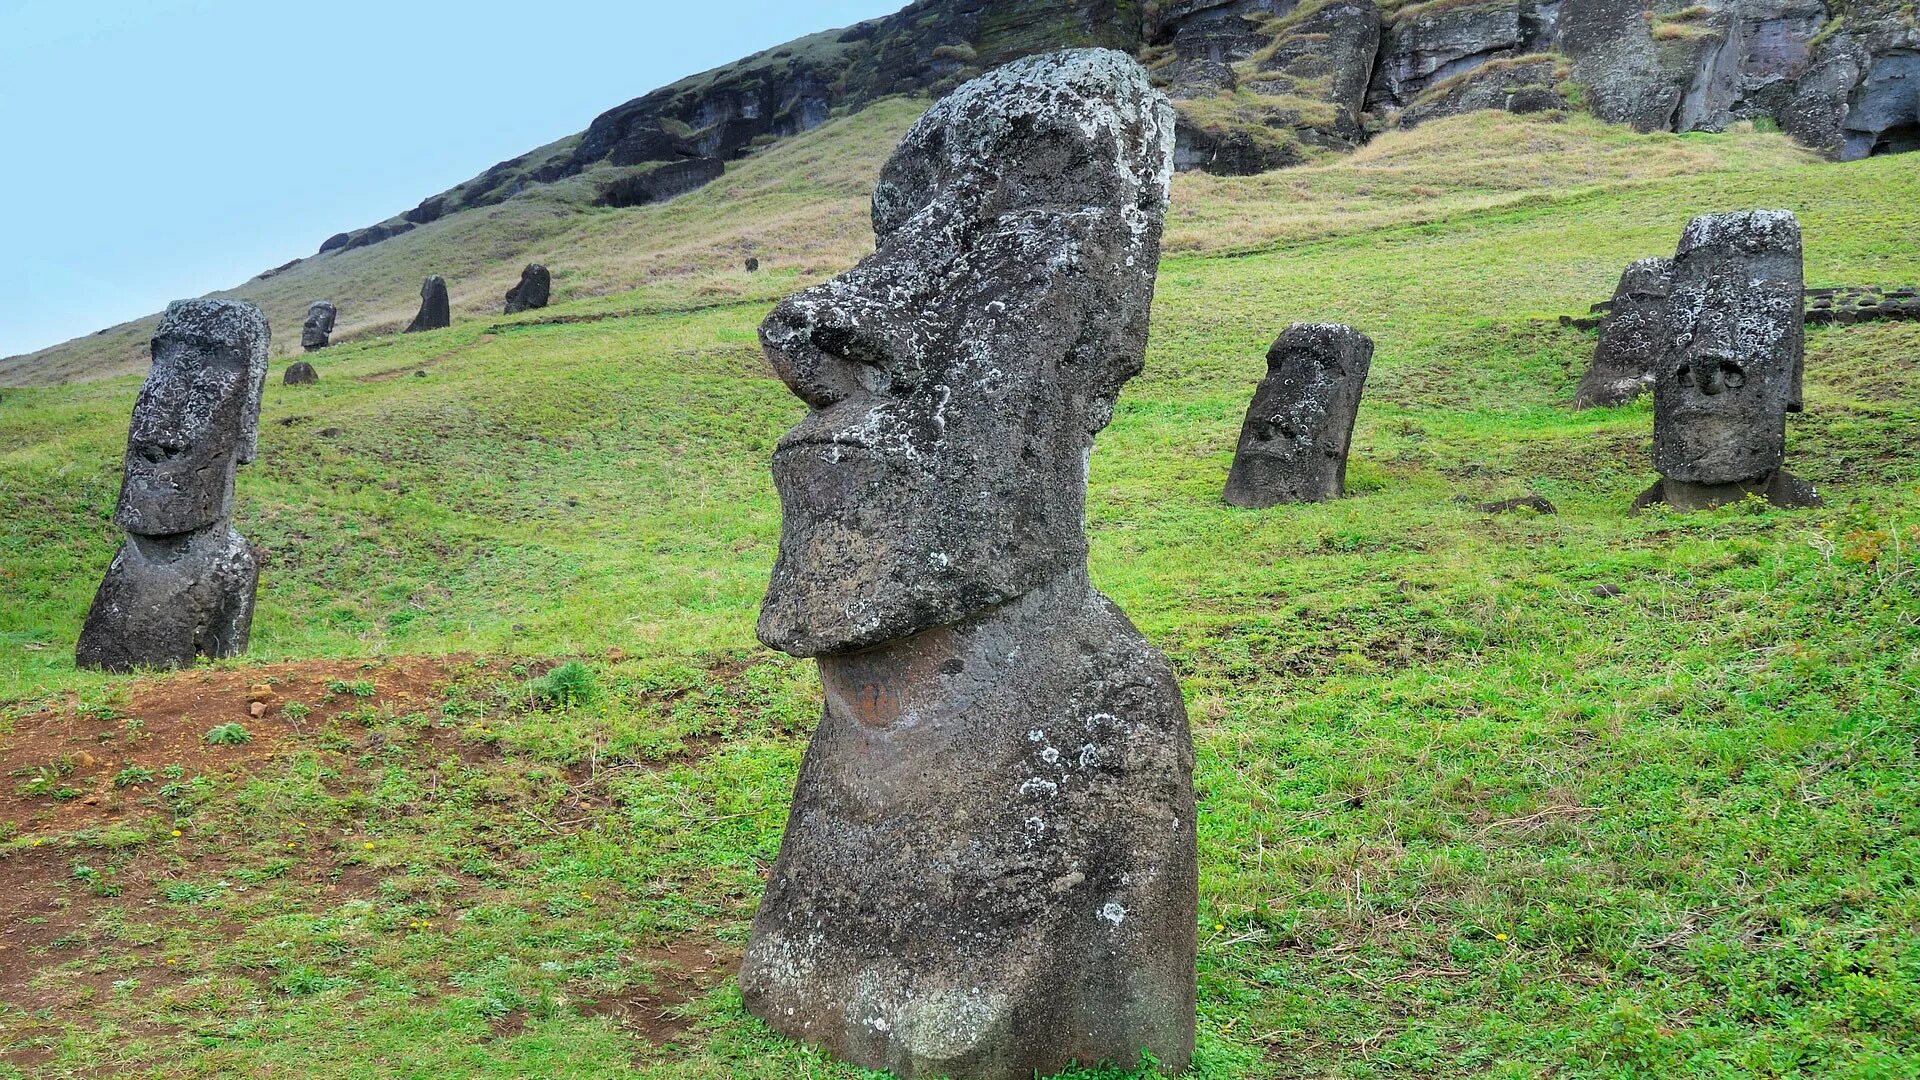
[738,50,1196,1080]
[1223,322,1373,507]
[76,300,269,672]
[406,275,450,332]
[301,300,337,351]
[504,263,551,314]
[283,361,318,385]
[1636,210,1822,511]
[1575,258,1671,408]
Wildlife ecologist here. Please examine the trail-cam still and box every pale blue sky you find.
[0,0,901,358]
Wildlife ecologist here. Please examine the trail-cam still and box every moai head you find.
[1654,210,1804,485]
[1604,257,1673,362]
[1224,323,1374,507]
[116,300,270,536]
[755,50,1175,658]
[305,301,336,336]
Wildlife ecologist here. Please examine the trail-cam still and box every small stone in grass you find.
[1592,584,1624,598]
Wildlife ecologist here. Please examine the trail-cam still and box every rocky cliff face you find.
[312,0,1916,254]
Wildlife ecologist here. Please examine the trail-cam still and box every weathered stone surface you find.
[740,50,1195,1079]
[1840,50,1920,158]
[1224,323,1374,507]
[1640,209,1820,509]
[301,301,336,352]
[1576,257,1672,408]
[283,361,319,385]
[77,300,268,672]
[406,276,450,333]
[745,256,760,272]
[1398,55,1570,128]
[503,264,552,314]
[595,158,727,208]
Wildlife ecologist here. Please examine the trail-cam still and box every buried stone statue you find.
[76,300,269,672]
[1636,210,1822,511]
[1223,322,1374,507]
[301,300,337,352]
[1575,258,1672,409]
[739,50,1196,1079]
[406,275,450,333]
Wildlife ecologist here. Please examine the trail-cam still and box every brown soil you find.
[582,938,740,1047]
[1,655,462,836]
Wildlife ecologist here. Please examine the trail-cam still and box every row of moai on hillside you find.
[67,49,1849,1080]
[281,264,556,385]
[1573,210,1821,510]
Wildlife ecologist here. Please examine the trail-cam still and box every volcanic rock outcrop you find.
[1224,323,1375,507]
[76,300,269,672]
[739,50,1195,1079]
[1576,257,1672,408]
[406,276,450,333]
[301,301,336,352]
[504,264,551,314]
[1636,210,1821,511]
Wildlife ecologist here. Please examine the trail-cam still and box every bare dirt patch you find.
[582,938,739,1047]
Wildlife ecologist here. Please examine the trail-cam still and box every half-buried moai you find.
[406,275,450,332]
[1636,210,1822,511]
[738,50,1195,1080]
[283,361,319,385]
[1223,323,1374,507]
[76,300,269,672]
[1575,258,1672,408]
[301,300,336,352]
[503,263,551,314]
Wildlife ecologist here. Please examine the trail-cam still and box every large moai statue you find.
[1636,210,1822,511]
[1575,258,1672,409]
[76,300,269,672]
[503,263,551,314]
[1223,322,1374,507]
[301,301,337,351]
[738,51,1196,1080]
[405,275,450,333]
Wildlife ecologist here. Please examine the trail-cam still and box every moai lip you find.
[1640,210,1820,511]
[1223,322,1374,508]
[738,50,1197,1080]
[1576,257,1671,409]
[77,299,268,671]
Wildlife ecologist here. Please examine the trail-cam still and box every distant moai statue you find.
[504,263,551,314]
[1636,210,1821,510]
[1223,323,1374,507]
[1576,258,1671,408]
[76,300,269,672]
[744,256,760,272]
[283,361,319,385]
[405,275,450,332]
[737,51,1196,1080]
[301,301,337,351]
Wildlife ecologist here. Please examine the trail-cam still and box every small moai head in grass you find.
[1654,210,1805,486]
[116,299,270,537]
[301,301,337,351]
[755,49,1176,657]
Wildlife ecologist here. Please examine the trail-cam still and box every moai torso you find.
[406,276,450,333]
[738,50,1196,1080]
[77,299,269,671]
[1223,322,1373,507]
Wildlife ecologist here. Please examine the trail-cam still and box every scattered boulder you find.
[1575,257,1672,408]
[77,300,269,672]
[406,276,451,333]
[283,361,319,385]
[1592,583,1624,598]
[301,301,337,352]
[318,232,351,255]
[1636,210,1822,511]
[1224,323,1375,508]
[740,51,1195,1080]
[504,263,551,314]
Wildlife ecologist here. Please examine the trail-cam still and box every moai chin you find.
[1575,258,1671,409]
[76,299,269,672]
[1637,210,1822,511]
[504,263,551,314]
[406,275,450,333]
[739,50,1196,1080]
[1223,322,1374,507]
[301,301,337,352]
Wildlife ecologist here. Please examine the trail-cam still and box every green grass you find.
[2,105,1919,1077]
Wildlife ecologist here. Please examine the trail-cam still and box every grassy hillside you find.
[2,104,1918,1078]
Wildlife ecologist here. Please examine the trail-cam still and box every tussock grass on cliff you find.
[2,106,1919,1078]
